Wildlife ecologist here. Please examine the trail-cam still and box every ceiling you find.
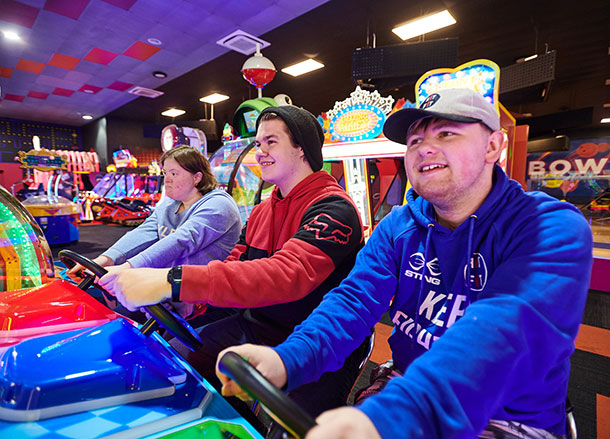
[1,0,609,143]
[0,0,329,124]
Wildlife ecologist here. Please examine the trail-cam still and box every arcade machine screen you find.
[243,110,259,134]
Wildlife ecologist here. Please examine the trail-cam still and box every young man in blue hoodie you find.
[216,88,593,439]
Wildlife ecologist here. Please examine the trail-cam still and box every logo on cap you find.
[420,93,440,109]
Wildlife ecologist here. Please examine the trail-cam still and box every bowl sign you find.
[329,105,386,142]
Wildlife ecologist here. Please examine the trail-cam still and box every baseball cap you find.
[383,88,501,145]
[256,106,324,172]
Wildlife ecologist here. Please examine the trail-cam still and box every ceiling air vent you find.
[216,30,270,55]
[128,86,164,98]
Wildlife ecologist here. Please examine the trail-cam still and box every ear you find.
[193,171,203,185]
[485,130,506,164]
[296,145,306,160]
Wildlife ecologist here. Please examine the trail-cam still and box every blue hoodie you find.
[274,166,593,438]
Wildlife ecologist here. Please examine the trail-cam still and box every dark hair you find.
[160,145,217,195]
[259,112,297,146]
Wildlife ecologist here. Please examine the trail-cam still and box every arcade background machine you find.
[16,148,81,246]
[317,59,526,240]
[318,86,411,239]
[0,185,263,439]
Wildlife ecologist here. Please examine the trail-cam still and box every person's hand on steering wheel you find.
[98,267,172,312]
[67,254,113,276]
[216,344,288,400]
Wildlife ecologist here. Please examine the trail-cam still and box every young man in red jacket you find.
[100,105,368,417]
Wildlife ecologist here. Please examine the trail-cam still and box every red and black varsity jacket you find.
[181,170,364,334]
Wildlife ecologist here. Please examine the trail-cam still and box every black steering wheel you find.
[58,249,203,351]
[218,351,316,439]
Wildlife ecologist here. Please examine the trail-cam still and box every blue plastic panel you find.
[0,319,186,421]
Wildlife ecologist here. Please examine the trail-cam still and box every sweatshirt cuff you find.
[126,254,147,269]
[101,248,124,265]
[181,264,212,303]
[272,342,308,391]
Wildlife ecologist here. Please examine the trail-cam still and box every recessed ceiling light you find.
[601,117,610,124]
[281,59,324,77]
[153,71,167,78]
[161,108,185,117]
[392,10,456,41]
[2,30,21,41]
[199,93,230,104]
[83,89,94,94]
[82,114,93,120]
[147,37,162,45]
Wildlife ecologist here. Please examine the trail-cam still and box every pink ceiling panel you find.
[83,48,118,65]
[5,94,25,102]
[43,0,90,20]
[28,91,50,100]
[102,0,137,10]
[16,59,46,74]
[106,81,133,91]
[107,81,133,91]
[123,41,161,61]
[0,67,13,78]
[52,87,75,97]
[0,0,40,29]
[48,53,80,70]
[79,84,103,94]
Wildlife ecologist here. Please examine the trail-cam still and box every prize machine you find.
[319,87,413,239]
[320,60,527,239]
[0,186,268,439]
[16,148,81,245]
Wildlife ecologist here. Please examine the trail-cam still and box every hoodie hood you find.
[406,164,511,231]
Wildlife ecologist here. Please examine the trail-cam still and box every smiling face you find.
[404,118,503,218]
[255,118,312,195]
[162,157,202,203]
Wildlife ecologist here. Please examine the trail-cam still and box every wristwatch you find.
[167,266,182,302]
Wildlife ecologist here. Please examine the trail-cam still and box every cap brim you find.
[383,108,482,145]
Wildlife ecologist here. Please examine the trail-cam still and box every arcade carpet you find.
[50,221,394,405]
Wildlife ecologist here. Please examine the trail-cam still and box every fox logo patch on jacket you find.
[304,213,353,244]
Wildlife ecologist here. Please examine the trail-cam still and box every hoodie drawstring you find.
[464,214,477,307]
[413,222,434,348]
[412,215,477,350]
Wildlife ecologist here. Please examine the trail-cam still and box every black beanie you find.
[256,106,324,172]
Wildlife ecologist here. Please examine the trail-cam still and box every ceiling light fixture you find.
[82,114,93,120]
[147,37,162,45]
[2,30,21,41]
[392,10,456,41]
[199,93,230,104]
[153,71,167,78]
[281,59,324,77]
[601,117,610,124]
[161,108,185,117]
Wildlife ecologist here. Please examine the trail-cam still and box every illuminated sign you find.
[330,105,386,142]
[324,87,394,143]
[18,150,67,171]
[416,59,500,112]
